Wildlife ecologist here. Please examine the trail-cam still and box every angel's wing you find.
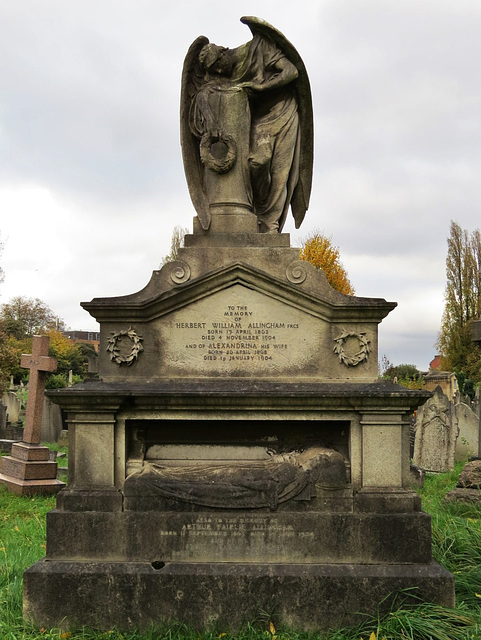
[241,16,313,228]
[180,35,211,230]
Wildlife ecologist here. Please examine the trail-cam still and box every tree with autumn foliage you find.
[299,232,355,295]
[0,297,96,388]
[437,221,481,385]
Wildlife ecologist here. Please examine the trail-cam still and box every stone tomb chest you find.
[23,230,454,631]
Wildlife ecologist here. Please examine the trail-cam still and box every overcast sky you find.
[1,0,480,371]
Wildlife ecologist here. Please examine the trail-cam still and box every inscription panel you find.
[123,512,361,563]
[160,514,317,563]
[158,285,325,376]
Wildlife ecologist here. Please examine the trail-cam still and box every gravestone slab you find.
[2,391,21,424]
[41,397,63,443]
[413,386,459,472]
[455,402,480,461]
[0,403,6,437]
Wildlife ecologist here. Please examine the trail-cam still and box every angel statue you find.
[181,16,313,233]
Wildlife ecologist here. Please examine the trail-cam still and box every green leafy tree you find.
[382,362,424,389]
[45,330,97,387]
[437,221,481,384]
[0,296,63,340]
[0,237,14,392]
[0,299,96,387]
[0,321,18,393]
[160,226,188,267]
[299,232,355,295]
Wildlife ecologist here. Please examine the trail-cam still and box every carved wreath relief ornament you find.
[333,329,370,367]
[106,327,144,366]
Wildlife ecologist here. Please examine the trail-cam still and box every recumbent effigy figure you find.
[181,16,313,233]
[125,447,348,511]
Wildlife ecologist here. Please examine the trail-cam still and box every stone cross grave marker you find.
[21,335,57,444]
[0,335,65,495]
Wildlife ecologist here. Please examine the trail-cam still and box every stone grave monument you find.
[40,397,64,443]
[0,403,7,442]
[23,17,454,632]
[413,386,459,472]
[0,335,65,495]
[454,401,480,462]
[0,391,23,453]
[2,391,21,425]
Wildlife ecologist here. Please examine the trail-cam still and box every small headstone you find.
[0,403,7,437]
[2,391,21,424]
[56,430,69,448]
[87,355,99,375]
[454,402,480,461]
[413,386,459,472]
[40,397,64,443]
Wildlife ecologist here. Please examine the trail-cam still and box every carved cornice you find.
[82,262,396,325]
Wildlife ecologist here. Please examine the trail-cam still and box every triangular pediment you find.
[83,261,395,325]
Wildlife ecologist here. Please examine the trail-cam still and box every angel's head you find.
[198,43,230,75]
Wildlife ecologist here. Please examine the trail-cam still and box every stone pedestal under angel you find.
[181,16,313,233]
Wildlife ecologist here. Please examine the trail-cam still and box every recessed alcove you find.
[126,418,350,470]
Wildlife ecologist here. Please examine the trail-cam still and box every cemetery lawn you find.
[1,463,480,640]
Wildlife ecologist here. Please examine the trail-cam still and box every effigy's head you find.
[199,43,229,74]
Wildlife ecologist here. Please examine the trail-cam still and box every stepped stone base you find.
[23,560,454,632]
[0,474,65,495]
[0,442,65,495]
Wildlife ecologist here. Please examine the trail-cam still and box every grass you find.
[1,463,481,639]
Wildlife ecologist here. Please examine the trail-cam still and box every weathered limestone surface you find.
[455,402,480,461]
[23,16,453,633]
[2,391,21,424]
[413,386,459,472]
[22,227,453,630]
[457,459,481,487]
[24,561,453,633]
